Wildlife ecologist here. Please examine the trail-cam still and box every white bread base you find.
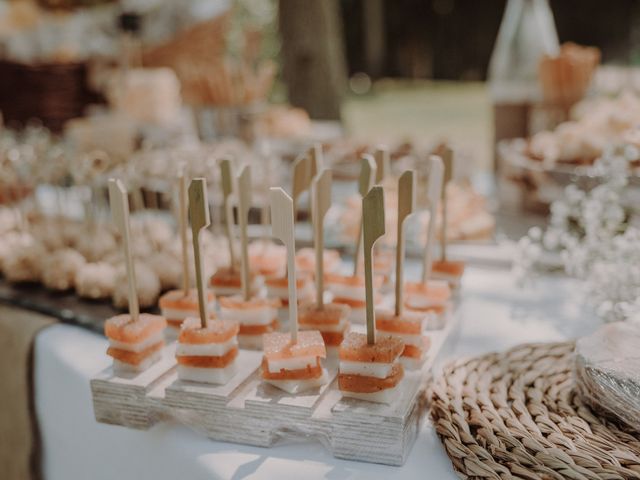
[176,337,237,357]
[339,360,394,379]
[177,362,237,385]
[340,382,401,404]
[264,368,328,394]
[113,350,162,375]
[399,355,426,371]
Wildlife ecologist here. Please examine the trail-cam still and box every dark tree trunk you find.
[279,0,347,120]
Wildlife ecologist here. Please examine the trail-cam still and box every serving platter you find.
[90,307,458,466]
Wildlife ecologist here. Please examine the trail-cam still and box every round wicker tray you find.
[431,342,640,479]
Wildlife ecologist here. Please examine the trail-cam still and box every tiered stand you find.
[91,310,457,466]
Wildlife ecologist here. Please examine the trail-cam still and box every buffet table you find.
[33,263,602,480]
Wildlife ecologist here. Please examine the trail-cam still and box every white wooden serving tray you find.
[91,309,458,466]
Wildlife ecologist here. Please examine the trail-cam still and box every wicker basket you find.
[0,60,103,132]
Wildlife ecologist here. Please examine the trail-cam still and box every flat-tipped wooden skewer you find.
[219,158,237,271]
[292,152,313,219]
[374,146,390,184]
[363,186,385,345]
[440,147,453,262]
[237,165,252,301]
[312,169,332,310]
[353,155,377,277]
[188,178,211,328]
[108,179,139,322]
[178,167,190,295]
[270,187,298,342]
[394,170,416,317]
[421,155,444,283]
[309,143,323,178]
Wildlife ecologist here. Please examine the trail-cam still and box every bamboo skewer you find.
[421,156,444,283]
[188,178,211,328]
[270,187,298,342]
[353,155,377,277]
[108,179,139,322]
[178,167,190,295]
[373,147,390,184]
[362,186,386,345]
[292,152,313,219]
[394,170,416,317]
[311,169,332,310]
[440,148,453,262]
[237,165,252,301]
[219,158,237,271]
[309,143,323,178]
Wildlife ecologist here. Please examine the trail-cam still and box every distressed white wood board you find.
[90,305,458,465]
[90,342,177,429]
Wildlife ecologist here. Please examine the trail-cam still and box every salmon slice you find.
[104,313,167,343]
[210,266,258,287]
[261,357,323,380]
[218,295,281,310]
[404,302,447,314]
[339,332,404,363]
[320,331,345,347]
[295,248,340,273]
[263,330,326,361]
[431,260,465,277]
[325,273,383,289]
[404,281,451,303]
[265,274,311,289]
[333,297,366,308]
[107,341,164,365]
[159,288,215,310]
[338,363,404,393]
[176,347,238,368]
[179,317,239,344]
[249,241,286,277]
[298,302,350,326]
[238,319,279,335]
[375,310,423,335]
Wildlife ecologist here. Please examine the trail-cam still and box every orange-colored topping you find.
[333,297,366,308]
[210,266,257,287]
[338,363,404,393]
[104,314,166,344]
[178,317,239,344]
[219,295,281,310]
[404,281,451,303]
[402,344,423,359]
[431,260,465,277]
[375,310,424,335]
[320,331,345,346]
[339,332,404,363]
[261,357,323,380]
[405,302,447,314]
[265,273,311,289]
[176,347,238,368]
[159,288,215,310]
[238,319,279,335]
[325,273,365,287]
[107,341,164,366]
[298,302,350,326]
[263,330,326,361]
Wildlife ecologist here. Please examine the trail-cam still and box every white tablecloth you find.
[34,266,601,480]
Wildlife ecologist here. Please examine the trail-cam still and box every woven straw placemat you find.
[431,342,640,479]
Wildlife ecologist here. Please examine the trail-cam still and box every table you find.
[33,263,602,480]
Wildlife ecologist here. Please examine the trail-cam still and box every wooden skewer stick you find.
[440,147,454,262]
[353,155,377,277]
[373,146,390,184]
[309,143,323,178]
[219,158,237,270]
[237,165,252,301]
[421,155,444,283]
[178,167,190,295]
[312,169,332,310]
[108,179,139,322]
[362,186,386,345]
[394,170,416,317]
[188,178,211,328]
[292,152,313,219]
[270,187,298,342]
